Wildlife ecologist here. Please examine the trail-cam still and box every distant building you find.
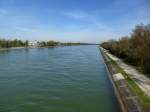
[29,40,39,47]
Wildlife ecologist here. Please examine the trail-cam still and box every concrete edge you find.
[99,47,127,112]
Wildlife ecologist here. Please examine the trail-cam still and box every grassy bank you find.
[106,55,150,110]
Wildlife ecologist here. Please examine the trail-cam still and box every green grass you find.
[127,78,150,107]
[105,54,150,108]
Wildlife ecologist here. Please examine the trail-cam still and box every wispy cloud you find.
[0,0,149,42]
[15,26,37,33]
[0,9,8,15]
[64,11,95,20]
[62,10,116,42]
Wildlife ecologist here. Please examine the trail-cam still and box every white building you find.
[29,40,39,47]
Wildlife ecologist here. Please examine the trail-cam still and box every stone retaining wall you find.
[99,47,143,112]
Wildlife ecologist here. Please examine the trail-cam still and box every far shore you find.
[0,44,98,51]
[0,46,59,51]
[0,47,27,51]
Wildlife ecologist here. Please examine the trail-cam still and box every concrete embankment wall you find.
[99,47,143,112]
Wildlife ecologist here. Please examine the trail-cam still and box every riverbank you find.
[100,48,145,112]
[0,46,61,51]
[101,48,150,112]
[0,44,98,51]
[0,47,27,51]
[105,50,150,97]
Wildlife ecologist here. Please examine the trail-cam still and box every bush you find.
[101,24,150,74]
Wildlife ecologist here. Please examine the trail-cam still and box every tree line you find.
[0,39,91,48]
[34,41,85,47]
[101,24,150,75]
[0,39,28,48]
[36,41,93,47]
[37,41,60,47]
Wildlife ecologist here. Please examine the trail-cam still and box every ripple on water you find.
[0,46,121,112]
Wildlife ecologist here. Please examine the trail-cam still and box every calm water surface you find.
[0,45,121,112]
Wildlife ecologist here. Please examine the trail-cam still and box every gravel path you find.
[105,49,150,97]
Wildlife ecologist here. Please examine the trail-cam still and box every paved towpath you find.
[104,49,150,97]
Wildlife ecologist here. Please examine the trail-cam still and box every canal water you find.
[0,45,121,112]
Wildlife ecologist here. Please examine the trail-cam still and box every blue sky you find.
[0,0,149,43]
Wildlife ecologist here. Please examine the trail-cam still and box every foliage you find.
[0,39,28,48]
[37,40,60,47]
[101,24,150,74]
[61,42,81,46]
